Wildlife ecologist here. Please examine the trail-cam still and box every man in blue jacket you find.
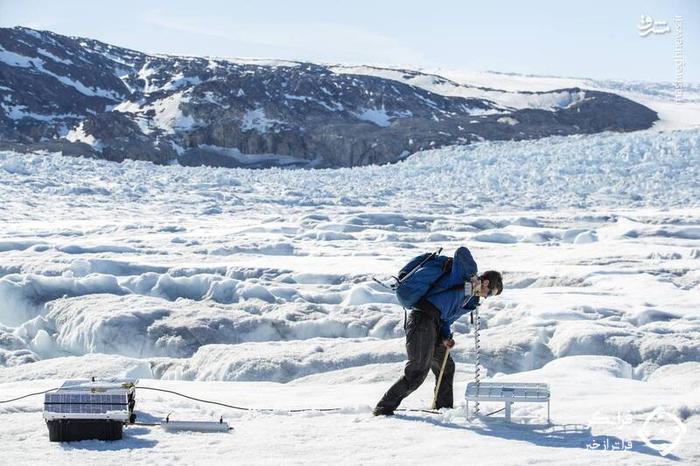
[374,246,503,416]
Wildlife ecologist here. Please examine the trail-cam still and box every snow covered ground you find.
[0,127,699,464]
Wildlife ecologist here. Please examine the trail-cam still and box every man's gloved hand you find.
[442,338,455,349]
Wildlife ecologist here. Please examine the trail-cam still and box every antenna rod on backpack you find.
[394,247,442,287]
[372,247,443,290]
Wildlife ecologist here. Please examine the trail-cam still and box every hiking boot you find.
[372,406,394,416]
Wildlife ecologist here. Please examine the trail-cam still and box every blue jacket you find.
[425,247,479,338]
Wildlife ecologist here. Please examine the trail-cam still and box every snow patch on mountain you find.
[241,107,281,132]
[66,121,103,151]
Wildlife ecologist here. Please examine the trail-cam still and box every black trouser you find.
[376,299,455,411]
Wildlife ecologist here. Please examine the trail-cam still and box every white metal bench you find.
[465,382,550,423]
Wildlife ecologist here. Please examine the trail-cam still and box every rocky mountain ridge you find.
[0,27,658,168]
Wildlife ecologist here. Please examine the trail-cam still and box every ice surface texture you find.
[0,129,698,384]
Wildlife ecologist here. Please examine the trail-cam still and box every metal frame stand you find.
[466,305,552,424]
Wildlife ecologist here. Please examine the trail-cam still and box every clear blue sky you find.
[1,0,697,83]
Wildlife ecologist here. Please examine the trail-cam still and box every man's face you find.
[480,279,491,299]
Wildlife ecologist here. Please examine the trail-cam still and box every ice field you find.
[0,128,699,464]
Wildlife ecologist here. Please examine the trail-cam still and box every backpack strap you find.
[423,260,462,299]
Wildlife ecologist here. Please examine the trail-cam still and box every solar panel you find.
[43,378,138,442]
[43,378,136,421]
[44,393,129,415]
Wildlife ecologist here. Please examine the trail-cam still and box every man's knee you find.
[404,367,430,390]
[406,345,434,379]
